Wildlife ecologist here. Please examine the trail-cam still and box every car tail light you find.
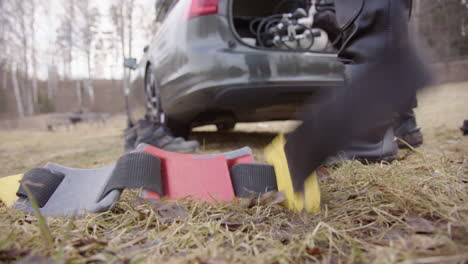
[187,0,218,19]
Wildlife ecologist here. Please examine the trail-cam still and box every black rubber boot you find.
[124,119,199,153]
[461,120,468,135]
[326,125,398,165]
[394,109,423,148]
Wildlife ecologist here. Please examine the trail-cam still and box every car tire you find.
[145,64,191,138]
[144,64,163,121]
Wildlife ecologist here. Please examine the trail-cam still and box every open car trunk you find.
[231,0,340,52]
[232,0,298,39]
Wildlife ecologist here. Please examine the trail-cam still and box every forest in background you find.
[0,0,467,119]
[0,0,155,118]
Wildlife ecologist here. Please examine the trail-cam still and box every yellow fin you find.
[265,135,320,213]
[304,171,321,213]
[0,174,23,207]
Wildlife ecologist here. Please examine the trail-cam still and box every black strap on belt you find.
[230,164,278,197]
[17,168,65,208]
[98,152,163,201]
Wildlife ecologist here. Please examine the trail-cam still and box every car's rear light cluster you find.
[187,0,218,19]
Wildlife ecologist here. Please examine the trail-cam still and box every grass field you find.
[0,82,467,263]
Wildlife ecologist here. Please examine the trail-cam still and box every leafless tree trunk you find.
[117,2,129,98]
[81,2,99,105]
[11,66,25,119]
[32,64,38,104]
[86,57,95,104]
[56,0,76,80]
[111,0,136,117]
[1,0,29,117]
[30,1,38,105]
[47,66,54,100]
[125,0,135,102]
[68,0,75,79]
[47,64,58,100]
[17,0,34,116]
[2,70,7,90]
[76,80,82,110]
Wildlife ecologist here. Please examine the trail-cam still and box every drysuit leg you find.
[329,64,398,163]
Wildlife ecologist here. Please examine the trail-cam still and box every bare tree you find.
[76,81,82,110]
[1,70,7,91]
[93,35,110,79]
[18,0,34,115]
[1,0,35,117]
[29,0,39,105]
[42,0,58,101]
[11,65,25,118]
[0,0,8,91]
[56,0,77,80]
[47,64,58,101]
[13,0,34,116]
[0,49,22,119]
[110,0,136,116]
[56,18,73,80]
[76,0,100,105]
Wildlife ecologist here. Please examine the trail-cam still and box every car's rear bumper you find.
[164,79,342,124]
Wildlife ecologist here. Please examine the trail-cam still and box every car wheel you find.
[145,64,191,137]
[216,122,236,132]
[145,64,162,121]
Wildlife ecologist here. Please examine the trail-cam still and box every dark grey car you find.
[139,0,344,135]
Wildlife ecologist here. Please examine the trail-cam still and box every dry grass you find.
[0,82,467,263]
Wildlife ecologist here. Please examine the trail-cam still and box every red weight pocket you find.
[143,145,252,202]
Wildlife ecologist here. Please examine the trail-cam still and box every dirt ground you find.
[0,82,467,263]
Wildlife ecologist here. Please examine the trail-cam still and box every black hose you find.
[255,14,283,47]
[316,6,335,13]
[249,17,263,37]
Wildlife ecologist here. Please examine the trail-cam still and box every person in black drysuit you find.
[284,0,432,190]
[314,0,424,161]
